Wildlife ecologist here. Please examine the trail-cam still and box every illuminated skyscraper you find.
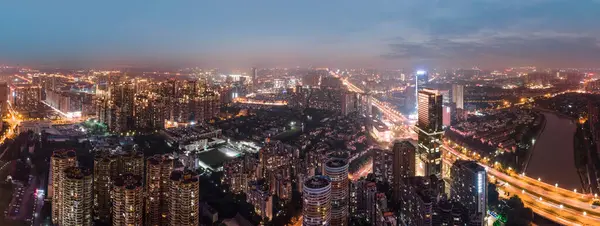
[146,155,174,226]
[251,67,258,92]
[416,89,443,177]
[93,153,117,223]
[50,150,77,225]
[392,140,416,201]
[302,176,332,226]
[169,170,200,226]
[118,151,144,176]
[324,159,349,226]
[451,84,464,110]
[61,167,93,226]
[450,160,487,226]
[112,174,144,226]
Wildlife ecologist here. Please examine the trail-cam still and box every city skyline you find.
[0,1,599,68]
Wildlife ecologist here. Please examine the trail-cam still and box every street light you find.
[555,183,558,188]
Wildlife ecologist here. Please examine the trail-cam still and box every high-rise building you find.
[416,70,429,88]
[10,84,41,111]
[93,153,117,223]
[392,140,416,202]
[60,167,93,226]
[324,159,349,226]
[112,174,144,226]
[416,89,444,177]
[246,180,273,221]
[302,176,332,226]
[399,176,445,226]
[118,151,144,176]
[50,149,77,225]
[451,84,464,110]
[169,170,200,226]
[251,67,258,92]
[146,155,175,226]
[450,160,487,226]
[373,149,393,184]
[0,82,8,115]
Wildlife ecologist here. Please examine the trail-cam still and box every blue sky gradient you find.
[1,0,599,68]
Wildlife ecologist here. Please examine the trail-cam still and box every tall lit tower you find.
[112,174,144,226]
[450,160,487,226]
[302,175,332,226]
[415,70,429,111]
[324,159,349,226]
[146,155,174,226]
[251,67,258,92]
[61,167,93,226]
[169,169,200,226]
[416,89,444,177]
[93,153,117,223]
[392,140,415,201]
[50,149,77,225]
[451,84,464,110]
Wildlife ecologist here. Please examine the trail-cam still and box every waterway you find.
[526,112,581,191]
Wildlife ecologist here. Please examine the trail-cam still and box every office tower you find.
[341,92,359,116]
[61,167,93,226]
[118,151,144,176]
[302,176,332,226]
[251,67,258,92]
[363,181,378,223]
[450,160,487,226]
[50,150,77,225]
[93,153,117,223]
[112,174,144,226]
[416,89,444,177]
[392,140,416,202]
[324,159,349,226]
[416,70,429,87]
[146,155,175,226]
[399,176,444,226]
[451,84,464,110]
[373,149,393,184]
[169,170,200,226]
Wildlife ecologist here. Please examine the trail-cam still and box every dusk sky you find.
[1,0,600,68]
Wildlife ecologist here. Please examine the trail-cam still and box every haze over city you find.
[3,1,600,226]
[1,0,600,68]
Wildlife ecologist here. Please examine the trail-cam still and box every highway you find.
[443,144,600,225]
[334,71,600,225]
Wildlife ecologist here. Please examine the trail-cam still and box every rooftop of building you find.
[325,159,348,168]
[454,160,485,172]
[113,173,143,189]
[64,166,92,179]
[146,154,173,165]
[52,149,76,159]
[304,176,331,189]
[170,169,199,184]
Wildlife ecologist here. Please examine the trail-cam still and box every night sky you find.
[1,0,599,68]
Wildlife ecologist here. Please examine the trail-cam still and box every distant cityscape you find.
[0,65,600,226]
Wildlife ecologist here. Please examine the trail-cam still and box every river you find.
[526,112,581,191]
